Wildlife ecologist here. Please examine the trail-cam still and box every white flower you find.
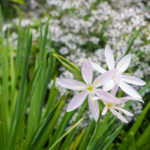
[100,94,135,123]
[90,44,146,98]
[57,59,117,121]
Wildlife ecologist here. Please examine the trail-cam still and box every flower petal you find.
[102,106,108,116]
[118,96,144,103]
[116,54,131,73]
[103,80,115,91]
[114,106,133,116]
[94,69,117,88]
[67,92,88,112]
[57,78,86,91]
[111,83,119,96]
[105,44,115,70]
[110,108,128,123]
[90,61,106,73]
[82,59,93,84]
[121,74,146,86]
[88,95,99,121]
[119,81,142,99]
[95,89,120,104]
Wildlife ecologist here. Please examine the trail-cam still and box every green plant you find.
[0,8,150,150]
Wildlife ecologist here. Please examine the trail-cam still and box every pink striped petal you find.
[95,89,120,104]
[90,61,106,73]
[102,106,108,116]
[110,108,128,123]
[105,44,115,70]
[103,80,115,91]
[114,106,133,116]
[119,81,142,99]
[57,78,86,91]
[118,96,144,103]
[67,92,88,112]
[116,54,131,73]
[88,95,99,121]
[94,69,117,88]
[121,74,146,86]
[82,60,93,84]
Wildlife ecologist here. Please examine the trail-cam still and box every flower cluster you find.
[3,0,150,119]
[57,45,146,123]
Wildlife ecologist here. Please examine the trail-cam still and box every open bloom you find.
[90,44,146,99]
[57,60,117,121]
[98,93,135,123]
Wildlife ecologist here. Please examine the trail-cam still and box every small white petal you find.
[82,60,93,84]
[119,81,142,99]
[67,92,88,112]
[105,44,115,70]
[95,89,120,104]
[110,108,128,123]
[111,84,119,96]
[94,69,117,88]
[88,95,99,121]
[90,61,106,73]
[114,106,133,116]
[121,74,146,86]
[118,96,144,103]
[102,106,108,116]
[103,80,115,91]
[57,79,85,91]
[116,54,131,73]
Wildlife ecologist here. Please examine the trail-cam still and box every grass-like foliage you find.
[0,9,150,150]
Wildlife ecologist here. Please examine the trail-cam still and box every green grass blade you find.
[118,101,150,150]
[136,125,150,149]
[34,95,66,150]
[27,101,60,150]
[78,119,95,150]
[48,116,85,150]
[123,28,141,56]
[54,53,82,81]
[7,28,32,150]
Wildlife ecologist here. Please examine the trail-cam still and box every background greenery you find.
[0,0,150,150]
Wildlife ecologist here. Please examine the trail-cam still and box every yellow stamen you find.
[87,85,94,91]
[107,103,113,108]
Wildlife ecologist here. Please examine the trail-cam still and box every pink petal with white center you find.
[118,96,144,103]
[102,106,108,115]
[110,108,128,123]
[103,80,115,91]
[90,61,106,73]
[82,59,93,84]
[94,69,117,88]
[116,54,131,73]
[111,84,119,96]
[95,89,120,104]
[57,78,86,91]
[121,74,146,86]
[105,44,115,70]
[119,81,142,99]
[114,106,133,116]
[88,95,99,121]
[67,91,88,112]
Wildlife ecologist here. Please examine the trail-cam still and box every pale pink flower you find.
[90,44,146,98]
[57,59,117,121]
[98,92,136,123]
